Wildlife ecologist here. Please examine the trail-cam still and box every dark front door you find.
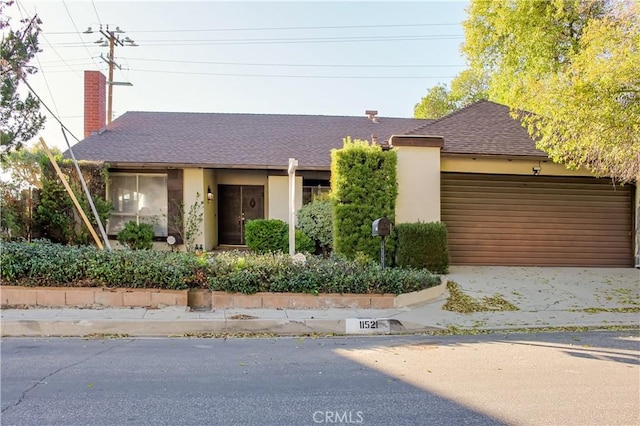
[218,185,264,245]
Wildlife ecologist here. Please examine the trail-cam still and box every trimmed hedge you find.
[244,219,314,254]
[330,137,397,263]
[208,251,440,295]
[0,241,206,289]
[395,222,449,274]
[0,241,440,295]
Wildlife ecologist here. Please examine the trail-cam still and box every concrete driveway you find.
[393,266,640,331]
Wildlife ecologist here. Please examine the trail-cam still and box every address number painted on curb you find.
[345,318,391,334]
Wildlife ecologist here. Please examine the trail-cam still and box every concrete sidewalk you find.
[1,266,638,337]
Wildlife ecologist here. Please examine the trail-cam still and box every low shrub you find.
[1,242,441,295]
[395,222,449,274]
[208,251,440,295]
[245,219,314,254]
[0,241,204,289]
[297,198,333,256]
[117,221,154,250]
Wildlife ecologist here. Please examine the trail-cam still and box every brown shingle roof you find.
[407,100,546,157]
[70,112,428,170]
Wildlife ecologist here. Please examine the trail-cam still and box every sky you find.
[7,0,470,152]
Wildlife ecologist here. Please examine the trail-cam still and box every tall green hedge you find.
[395,222,449,273]
[330,137,397,263]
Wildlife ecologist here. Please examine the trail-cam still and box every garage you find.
[441,173,634,267]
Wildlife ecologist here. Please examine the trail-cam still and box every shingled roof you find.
[407,100,546,157]
[70,100,546,170]
[70,112,427,170]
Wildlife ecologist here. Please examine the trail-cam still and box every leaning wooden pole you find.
[39,137,104,249]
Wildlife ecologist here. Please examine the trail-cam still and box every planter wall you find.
[1,278,446,310]
[0,286,188,309]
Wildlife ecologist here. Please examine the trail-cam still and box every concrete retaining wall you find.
[0,286,188,309]
[1,278,446,310]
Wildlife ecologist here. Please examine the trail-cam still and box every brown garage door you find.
[441,173,634,267]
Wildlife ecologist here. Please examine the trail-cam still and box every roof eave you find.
[441,152,549,161]
[105,161,331,171]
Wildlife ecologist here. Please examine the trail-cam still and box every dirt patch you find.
[228,314,258,320]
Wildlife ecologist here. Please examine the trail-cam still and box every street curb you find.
[2,319,637,337]
[0,319,441,337]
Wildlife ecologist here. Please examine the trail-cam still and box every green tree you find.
[1,0,45,157]
[414,69,489,119]
[0,180,30,240]
[462,0,608,105]
[2,144,46,189]
[31,148,111,245]
[519,4,640,182]
[413,83,456,119]
[0,145,47,240]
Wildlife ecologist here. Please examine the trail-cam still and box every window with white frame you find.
[107,173,168,237]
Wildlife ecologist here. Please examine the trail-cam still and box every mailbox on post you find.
[372,217,391,237]
[372,217,391,269]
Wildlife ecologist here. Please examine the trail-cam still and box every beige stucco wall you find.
[183,168,207,250]
[204,169,217,249]
[215,170,268,186]
[395,146,441,223]
[268,176,303,223]
[441,156,591,176]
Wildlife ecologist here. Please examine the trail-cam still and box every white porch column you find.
[288,158,299,256]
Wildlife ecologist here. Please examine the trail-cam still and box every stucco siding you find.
[268,176,303,223]
[183,168,206,249]
[395,146,441,223]
[441,157,590,176]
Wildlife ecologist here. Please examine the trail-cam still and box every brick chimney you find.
[84,70,106,138]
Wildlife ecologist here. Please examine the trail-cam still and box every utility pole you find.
[84,25,137,123]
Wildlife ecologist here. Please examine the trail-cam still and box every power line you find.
[132,68,456,79]
[34,54,60,116]
[14,0,87,79]
[44,22,462,35]
[137,34,464,43]
[61,0,101,70]
[35,57,467,69]
[13,1,63,116]
[37,34,84,79]
[38,57,97,65]
[50,34,464,48]
[120,57,465,68]
[84,25,137,123]
[20,76,81,143]
[91,0,102,26]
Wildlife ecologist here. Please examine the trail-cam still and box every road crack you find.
[1,339,134,414]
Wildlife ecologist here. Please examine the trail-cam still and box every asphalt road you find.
[1,331,638,426]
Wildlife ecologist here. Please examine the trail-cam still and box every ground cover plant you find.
[0,241,440,295]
